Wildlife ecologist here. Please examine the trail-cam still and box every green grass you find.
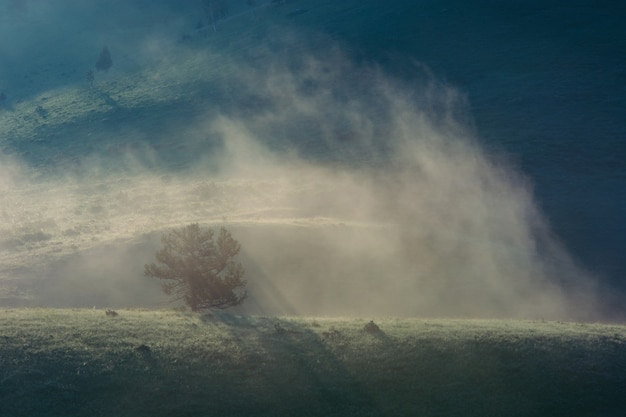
[1,309,625,416]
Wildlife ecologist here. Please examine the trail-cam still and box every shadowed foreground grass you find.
[1,309,625,417]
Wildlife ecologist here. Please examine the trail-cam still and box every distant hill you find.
[0,0,624,317]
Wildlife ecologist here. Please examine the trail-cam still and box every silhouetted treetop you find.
[95,45,112,72]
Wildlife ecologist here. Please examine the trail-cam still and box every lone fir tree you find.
[145,224,247,311]
[95,45,112,72]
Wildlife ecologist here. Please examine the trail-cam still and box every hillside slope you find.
[1,309,625,417]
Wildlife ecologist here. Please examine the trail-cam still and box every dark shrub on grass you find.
[364,320,381,333]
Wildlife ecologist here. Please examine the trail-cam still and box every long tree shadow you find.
[199,312,386,416]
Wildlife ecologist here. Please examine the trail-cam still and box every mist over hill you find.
[0,0,624,320]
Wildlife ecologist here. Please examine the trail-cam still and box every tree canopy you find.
[145,224,246,311]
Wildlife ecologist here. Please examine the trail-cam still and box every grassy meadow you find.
[1,309,625,417]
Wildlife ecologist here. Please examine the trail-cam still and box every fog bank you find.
[0,4,617,320]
